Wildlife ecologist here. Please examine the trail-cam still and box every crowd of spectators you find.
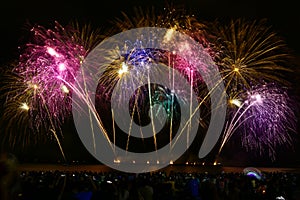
[1,166,300,200]
[1,153,300,200]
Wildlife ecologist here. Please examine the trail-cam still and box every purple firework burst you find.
[237,83,297,159]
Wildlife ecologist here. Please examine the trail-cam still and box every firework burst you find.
[94,41,206,152]
[72,7,228,162]
[66,21,104,52]
[209,18,292,93]
[16,21,86,121]
[219,83,297,160]
[0,21,102,160]
[1,66,35,147]
[99,6,218,107]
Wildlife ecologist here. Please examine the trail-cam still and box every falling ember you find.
[46,46,60,57]
[251,94,262,104]
[33,84,38,89]
[58,63,67,71]
[61,85,69,93]
[163,27,176,42]
[230,99,242,107]
[20,102,30,111]
[233,67,239,72]
[118,62,129,76]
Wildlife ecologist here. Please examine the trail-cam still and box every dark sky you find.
[1,0,300,63]
[0,0,300,166]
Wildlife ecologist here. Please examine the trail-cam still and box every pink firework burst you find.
[15,21,87,130]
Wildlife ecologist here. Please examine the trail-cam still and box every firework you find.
[209,18,297,162]
[219,83,297,160]
[1,63,70,159]
[94,38,204,153]
[0,21,103,160]
[16,21,86,121]
[99,5,218,113]
[66,21,104,52]
[67,6,228,170]
[208,18,292,93]
[2,21,104,134]
[2,5,297,166]
[109,6,213,53]
[1,66,34,147]
[71,16,227,170]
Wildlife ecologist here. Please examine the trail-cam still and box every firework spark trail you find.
[58,75,115,153]
[218,100,255,155]
[113,6,209,43]
[147,69,158,151]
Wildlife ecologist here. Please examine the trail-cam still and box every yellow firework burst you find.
[1,64,40,147]
[208,18,293,92]
[0,63,67,160]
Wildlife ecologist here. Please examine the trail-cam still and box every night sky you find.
[1,0,300,166]
[1,0,300,62]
